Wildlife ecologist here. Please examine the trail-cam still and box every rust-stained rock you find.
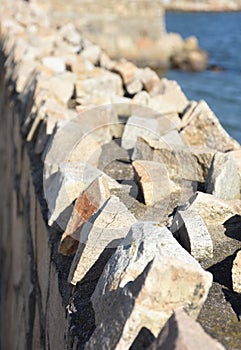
[59,175,111,255]
[68,195,136,285]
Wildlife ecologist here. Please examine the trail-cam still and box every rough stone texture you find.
[88,253,212,350]
[205,152,240,200]
[133,135,215,182]
[148,309,225,350]
[68,195,136,285]
[133,159,176,206]
[171,210,213,263]
[59,175,111,255]
[121,115,159,150]
[232,250,241,293]
[181,100,240,152]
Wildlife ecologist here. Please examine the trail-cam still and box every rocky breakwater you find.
[0,1,241,349]
[164,0,241,12]
[37,0,208,71]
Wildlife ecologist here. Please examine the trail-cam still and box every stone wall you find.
[0,1,241,350]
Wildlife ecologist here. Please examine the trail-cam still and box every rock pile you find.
[0,1,241,349]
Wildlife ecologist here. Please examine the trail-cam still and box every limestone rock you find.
[148,309,225,350]
[231,149,241,189]
[136,67,161,94]
[133,135,215,182]
[59,23,82,46]
[88,222,212,349]
[180,100,240,152]
[79,45,101,65]
[132,90,151,107]
[171,210,213,263]
[112,58,138,85]
[45,162,120,230]
[205,152,240,200]
[59,175,111,255]
[232,250,241,293]
[149,78,189,114]
[126,78,143,95]
[41,56,66,73]
[121,116,159,150]
[180,191,241,226]
[133,160,175,206]
[68,195,136,285]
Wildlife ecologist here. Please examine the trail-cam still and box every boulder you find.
[232,250,241,293]
[88,222,212,349]
[180,100,240,152]
[79,45,101,65]
[59,175,111,255]
[148,309,225,350]
[171,210,213,263]
[41,56,66,73]
[149,78,189,114]
[112,58,138,85]
[205,152,240,200]
[68,195,136,285]
[121,116,159,151]
[136,67,161,94]
[133,135,215,183]
[132,160,176,206]
[180,192,241,226]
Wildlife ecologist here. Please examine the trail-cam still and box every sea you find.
[165,11,241,144]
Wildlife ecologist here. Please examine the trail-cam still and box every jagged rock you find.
[148,309,225,350]
[231,149,241,189]
[59,23,82,46]
[149,78,189,114]
[121,116,159,150]
[79,45,101,65]
[132,90,151,106]
[133,135,215,182]
[89,223,212,349]
[45,162,120,230]
[126,78,143,95]
[170,210,213,263]
[156,113,182,134]
[112,58,138,85]
[68,195,136,285]
[232,250,241,293]
[59,175,111,255]
[133,160,176,206]
[41,56,66,73]
[205,152,240,200]
[180,191,241,226]
[136,67,161,94]
[75,68,124,100]
[99,51,116,70]
[180,100,240,152]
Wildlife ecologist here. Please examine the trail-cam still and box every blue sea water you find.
[165,11,241,144]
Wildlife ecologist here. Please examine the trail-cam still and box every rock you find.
[180,191,241,226]
[132,90,151,107]
[99,51,116,70]
[112,58,138,85]
[89,223,212,349]
[148,309,225,350]
[68,195,136,285]
[75,68,124,100]
[228,150,241,190]
[79,45,101,65]
[133,160,175,206]
[133,135,215,183]
[136,67,161,94]
[232,250,241,293]
[205,152,240,200]
[59,175,111,255]
[121,116,159,151]
[59,23,82,46]
[156,113,182,134]
[170,210,213,263]
[149,78,189,114]
[45,162,120,230]
[180,100,240,152]
[126,78,143,95]
[41,56,66,73]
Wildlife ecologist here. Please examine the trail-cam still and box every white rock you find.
[41,56,66,73]
[205,152,240,200]
[171,210,213,262]
[121,116,159,150]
